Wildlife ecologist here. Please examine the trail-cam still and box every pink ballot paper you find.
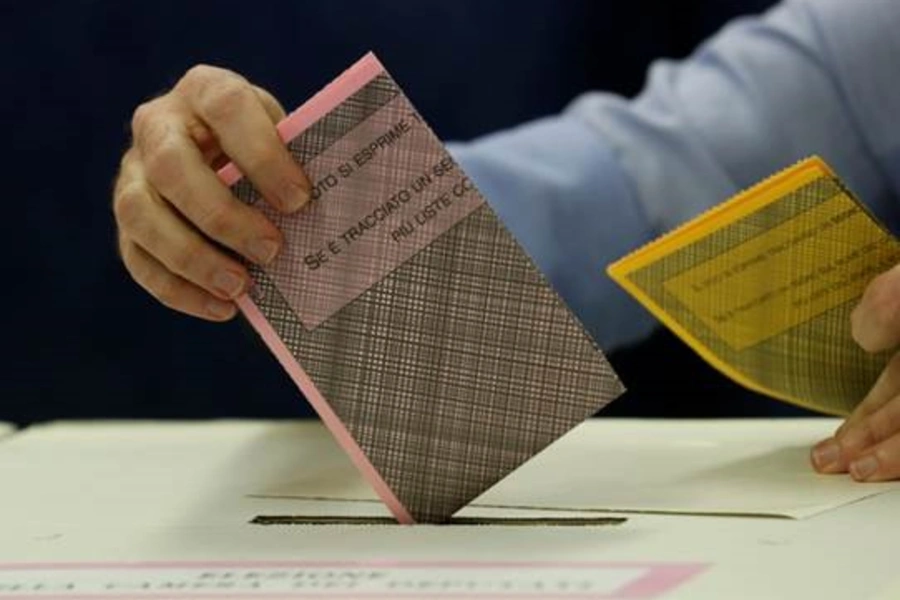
[218,53,624,523]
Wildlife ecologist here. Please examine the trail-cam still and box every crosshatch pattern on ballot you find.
[612,162,900,416]
[230,70,624,523]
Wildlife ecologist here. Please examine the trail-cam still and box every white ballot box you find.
[0,419,898,600]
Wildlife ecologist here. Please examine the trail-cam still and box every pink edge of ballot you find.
[218,53,417,524]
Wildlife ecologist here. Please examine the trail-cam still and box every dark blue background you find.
[5,0,806,425]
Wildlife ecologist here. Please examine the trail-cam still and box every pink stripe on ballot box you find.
[0,560,708,599]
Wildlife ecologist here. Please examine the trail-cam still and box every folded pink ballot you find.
[218,53,623,523]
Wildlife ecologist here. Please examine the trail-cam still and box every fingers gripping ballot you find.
[851,265,900,354]
[812,269,900,481]
[173,66,310,212]
[113,65,311,321]
[118,234,238,321]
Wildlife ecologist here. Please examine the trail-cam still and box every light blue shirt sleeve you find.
[449,0,900,353]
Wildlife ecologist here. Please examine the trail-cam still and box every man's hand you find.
[812,265,900,481]
[113,65,310,321]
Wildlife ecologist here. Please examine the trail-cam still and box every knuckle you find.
[248,142,282,168]
[253,85,286,120]
[197,77,251,124]
[196,203,238,240]
[117,147,139,178]
[122,246,158,294]
[849,420,877,449]
[243,152,289,196]
[873,445,900,474]
[130,100,159,137]
[113,185,147,232]
[864,418,880,444]
[169,241,203,275]
[142,130,185,186]
[867,413,892,443]
[118,236,136,268]
[179,64,219,90]
[864,272,900,329]
[171,239,224,283]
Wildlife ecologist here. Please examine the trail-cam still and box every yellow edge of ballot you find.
[608,157,900,416]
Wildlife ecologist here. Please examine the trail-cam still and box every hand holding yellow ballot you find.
[609,157,900,481]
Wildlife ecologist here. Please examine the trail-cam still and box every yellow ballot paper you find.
[608,157,900,416]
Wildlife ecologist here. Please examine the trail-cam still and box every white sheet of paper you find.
[0,423,14,441]
[255,419,900,519]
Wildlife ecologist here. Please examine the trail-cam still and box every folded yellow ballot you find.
[608,158,900,416]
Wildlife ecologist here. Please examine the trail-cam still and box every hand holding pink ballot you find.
[216,54,624,523]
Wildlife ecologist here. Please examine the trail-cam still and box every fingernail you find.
[850,455,879,481]
[212,269,245,298]
[249,238,280,265]
[812,440,841,470]
[283,179,310,212]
